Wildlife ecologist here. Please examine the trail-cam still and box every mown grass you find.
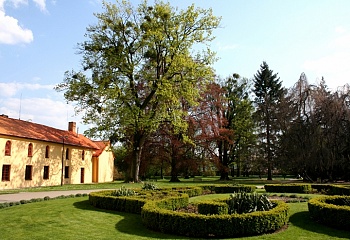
[0,193,349,239]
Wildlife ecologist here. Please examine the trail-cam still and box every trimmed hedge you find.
[214,184,256,193]
[308,195,350,230]
[141,195,289,238]
[89,190,149,214]
[264,184,312,193]
[88,188,197,214]
[197,200,228,215]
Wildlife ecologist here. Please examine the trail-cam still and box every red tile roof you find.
[0,115,99,149]
[93,141,109,157]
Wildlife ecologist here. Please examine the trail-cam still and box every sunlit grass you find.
[0,195,349,240]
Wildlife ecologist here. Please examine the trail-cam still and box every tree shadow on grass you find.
[73,200,189,239]
[289,210,350,239]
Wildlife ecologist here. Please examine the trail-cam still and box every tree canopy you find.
[55,0,221,182]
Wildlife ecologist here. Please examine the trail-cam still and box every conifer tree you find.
[253,61,284,180]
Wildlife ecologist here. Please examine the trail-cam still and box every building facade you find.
[0,115,114,189]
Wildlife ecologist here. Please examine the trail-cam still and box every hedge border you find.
[141,194,289,238]
[0,193,88,209]
[308,195,350,230]
[264,184,312,193]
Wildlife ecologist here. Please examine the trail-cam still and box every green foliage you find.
[227,192,274,214]
[197,201,228,215]
[214,184,255,193]
[55,0,221,182]
[264,183,312,193]
[112,186,137,197]
[308,195,350,230]
[141,196,289,238]
[253,61,285,180]
[142,182,158,190]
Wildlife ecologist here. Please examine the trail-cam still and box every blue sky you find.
[1,0,350,134]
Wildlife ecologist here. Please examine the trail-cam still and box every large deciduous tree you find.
[253,61,284,180]
[55,0,220,182]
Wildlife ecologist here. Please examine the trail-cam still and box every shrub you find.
[112,186,137,197]
[308,195,350,230]
[142,182,158,190]
[141,195,289,238]
[197,201,228,215]
[214,184,255,193]
[227,192,274,214]
[264,184,312,193]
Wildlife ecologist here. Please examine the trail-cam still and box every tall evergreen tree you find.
[253,61,284,180]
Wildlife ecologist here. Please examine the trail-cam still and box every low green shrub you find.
[141,195,289,238]
[197,201,228,215]
[264,184,312,193]
[308,195,350,230]
[111,186,137,197]
[329,185,350,195]
[214,184,255,193]
[227,192,274,214]
[142,182,158,190]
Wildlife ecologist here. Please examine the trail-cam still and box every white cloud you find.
[1,97,83,130]
[0,10,33,44]
[303,27,350,90]
[32,0,46,12]
[0,0,48,45]
[0,82,55,97]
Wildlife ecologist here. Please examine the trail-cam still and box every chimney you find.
[68,122,76,133]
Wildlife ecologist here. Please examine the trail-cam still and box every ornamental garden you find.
[88,182,350,238]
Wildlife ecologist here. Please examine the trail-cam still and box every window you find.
[82,150,85,161]
[80,168,85,183]
[45,146,50,158]
[64,166,69,178]
[43,166,49,180]
[5,140,11,156]
[2,165,11,181]
[65,148,69,160]
[25,165,33,180]
[28,143,33,157]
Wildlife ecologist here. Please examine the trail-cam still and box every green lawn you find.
[0,194,349,239]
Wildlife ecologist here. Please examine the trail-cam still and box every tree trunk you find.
[128,131,146,183]
[170,156,180,182]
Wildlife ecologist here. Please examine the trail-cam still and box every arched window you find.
[28,143,33,157]
[65,148,69,160]
[5,141,11,156]
[82,150,85,161]
[45,145,50,158]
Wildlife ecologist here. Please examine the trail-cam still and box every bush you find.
[214,184,256,193]
[197,201,228,215]
[264,184,312,193]
[141,195,289,238]
[142,182,158,190]
[112,186,137,197]
[308,195,350,230]
[227,192,274,214]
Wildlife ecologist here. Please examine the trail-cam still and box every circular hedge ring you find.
[141,194,290,238]
[308,195,350,230]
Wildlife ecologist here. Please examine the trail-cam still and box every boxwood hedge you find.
[308,195,350,230]
[141,195,289,238]
[264,184,312,193]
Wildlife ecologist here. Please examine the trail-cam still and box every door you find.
[80,168,85,183]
